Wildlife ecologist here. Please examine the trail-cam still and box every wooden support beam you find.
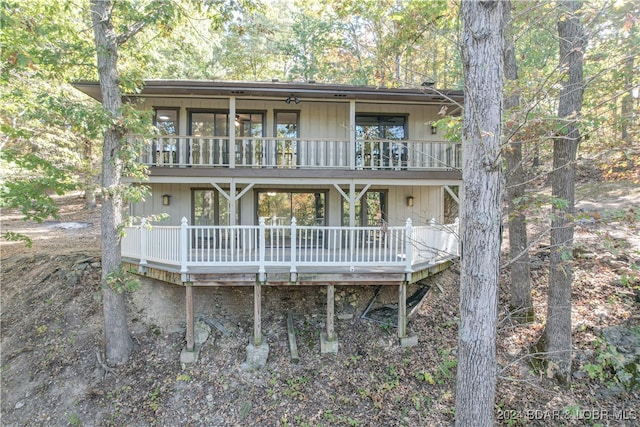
[185,284,194,351]
[253,283,262,346]
[327,284,335,341]
[287,312,299,363]
[398,282,407,339]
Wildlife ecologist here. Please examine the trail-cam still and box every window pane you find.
[155,109,178,135]
[192,189,232,225]
[214,113,228,136]
[258,192,291,225]
[193,190,217,225]
[276,112,298,138]
[342,191,386,226]
[191,113,215,136]
[258,191,325,226]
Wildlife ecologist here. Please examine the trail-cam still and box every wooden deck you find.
[123,255,455,287]
[121,218,460,286]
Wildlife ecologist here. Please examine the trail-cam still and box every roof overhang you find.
[73,79,464,106]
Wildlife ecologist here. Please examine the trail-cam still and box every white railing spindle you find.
[180,217,188,274]
[405,218,413,275]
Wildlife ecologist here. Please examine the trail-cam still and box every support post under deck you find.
[244,282,269,369]
[398,282,418,347]
[253,283,262,346]
[321,284,338,354]
[398,282,407,339]
[185,284,194,351]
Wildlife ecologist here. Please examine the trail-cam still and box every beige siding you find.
[140,98,444,141]
[134,184,445,227]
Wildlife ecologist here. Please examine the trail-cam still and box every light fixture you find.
[285,95,300,104]
[158,115,170,120]
[162,194,172,206]
[407,196,414,207]
[431,123,438,134]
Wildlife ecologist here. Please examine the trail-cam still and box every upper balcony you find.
[132,135,461,171]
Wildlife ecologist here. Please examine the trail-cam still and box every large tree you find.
[455,1,504,425]
[91,0,135,365]
[537,0,586,385]
[90,0,243,365]
[503,1,533,320]
[90,0,180,364]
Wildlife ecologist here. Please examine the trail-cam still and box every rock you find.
[14,401,24,409]
[573,370,587,380]
[602,326,640,357]
[194,320,211,346]
[242,342,270,370]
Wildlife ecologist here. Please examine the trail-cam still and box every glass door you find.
[257,191,326,247]
[355,115,407,169]
[189,111,229,165]
[275,111,299,167]
[153,108,179,164]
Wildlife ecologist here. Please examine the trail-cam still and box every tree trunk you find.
[621,52,634,144]
[540,0,586,386]
[503,1,533,321]
[83,139,97,209]
[455,1,504,426]
[91,0,134,365]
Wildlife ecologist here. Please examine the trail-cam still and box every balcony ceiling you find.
[73,79,464,105]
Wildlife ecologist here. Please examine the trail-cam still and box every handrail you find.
[122,217,460,279]
[129,135,461,170]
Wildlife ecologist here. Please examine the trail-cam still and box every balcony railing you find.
[130,135,461,170]
[121,218,459,281]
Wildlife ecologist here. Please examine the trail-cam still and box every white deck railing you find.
[130,135,461,170]
[121,218,459,280]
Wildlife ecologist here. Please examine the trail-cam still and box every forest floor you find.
[1,162,639,426]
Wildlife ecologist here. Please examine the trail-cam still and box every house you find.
[74,80,463,362]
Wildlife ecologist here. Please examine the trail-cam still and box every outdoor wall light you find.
[162,194,172,206]
[407,196,414,207]
[431,123,438,134]
[285,95,301,104]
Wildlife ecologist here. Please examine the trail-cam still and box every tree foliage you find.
[0,0,101,240]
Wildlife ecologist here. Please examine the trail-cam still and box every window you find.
[190,112,228,136]
[153,108,179,164]
[275,111,299,138]
[188,111,264,165]
[154,108,179,135]
[257,191,325,226]
[237,112,264,137]
[274,111,299,167]
[356,115,406,140]
[189,111,264,137]
[342,191,387,227]
[192,189,230,226]
[355,115,407,169]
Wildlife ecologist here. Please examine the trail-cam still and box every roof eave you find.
[73,79,464,104]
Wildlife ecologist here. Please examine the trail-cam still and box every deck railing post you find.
[258,217,266,282]
[180,217,188,275]
[139,218,148,267]
[349,100,356,170]
[405,218,413,278]
[229,96,236,168]
[290,217,298,282]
